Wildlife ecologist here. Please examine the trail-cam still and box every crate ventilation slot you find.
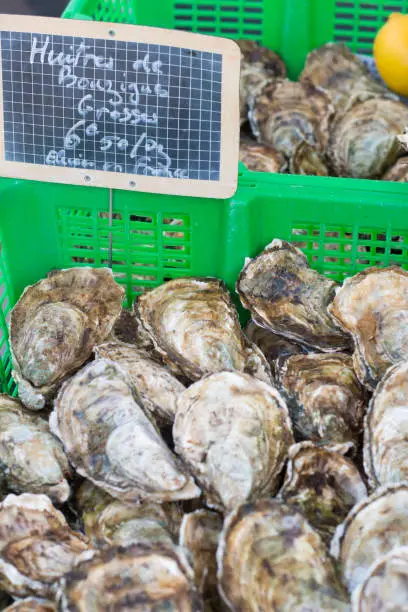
[291,224,408,282]
[334,0,408,55]
[92,0,137,24]
[57,207,192,307]
[173,1,263,39]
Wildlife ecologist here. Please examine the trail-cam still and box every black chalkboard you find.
[0,17,240,197]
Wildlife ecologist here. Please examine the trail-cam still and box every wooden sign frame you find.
[0,15,240,199]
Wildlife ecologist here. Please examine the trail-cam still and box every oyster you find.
[248,79,333,163]
[328,98,408,179]
[245,319,306,378]
[290,142,330,176]
[382,156,408,182]
[57,543,203,611]
[352,546,408,612]
[279,352,366,445]
[239,141,287,173]
[279,441,367,545]
[237,40,286,125]
[329,266,408,390]
[95,341,185,426]
[174,371,294,511]
[237,240,351,351]
[4,599,55,611]
[76,480,182,549]
[0,394,71,503]
[300,43,394,112]
[10,267,124,410]
[51,358,200,504]
[179,510,222,605]
[136,277,268,382]
[0,493,90,598]
[331,483,408,593]
[364,361,408,488]
[217,499,350,611]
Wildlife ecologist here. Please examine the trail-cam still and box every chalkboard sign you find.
[0,16,240,198]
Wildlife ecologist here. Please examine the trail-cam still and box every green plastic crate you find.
[2,173,408,395]
[1,0,408,395]
[62,0,408,79]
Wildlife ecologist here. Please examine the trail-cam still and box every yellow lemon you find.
[374,12,408,97]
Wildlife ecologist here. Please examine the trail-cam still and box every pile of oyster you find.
[239,40,408,181]
[2,253,408,610]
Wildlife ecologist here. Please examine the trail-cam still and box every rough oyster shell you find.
[364,361,408,488]
[352,546,408,612]
[76,480,183,549]
[237,40,286,125]
[328,98,408,179]
[245,319,306,378]
[382,156,408,182]
[57,543,203,611]
[51,358,200,504]
[331,483,408,593]
[290,141,330,176]
[4,599,55,612]
[136,277,267,383]
[329,266,408,390]
[179,510,222,604]
[279,352,367,445]
[217,499,350,611]
[300,43,394,112]
[237,240,351,351]
[174,371,294,512]
[279,441,367,545]
[10,268,124,410]
[248,79,333,162]
[239,142,287,173]
[0,394,71,503]
[95,341,185,426]
[0,493,90,598]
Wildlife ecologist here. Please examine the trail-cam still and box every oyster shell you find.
[237,240,351,351]
[0,493,90,598]
[237,40,286,125]
[57,543,203,611]
[279,441,367,545]
[0,394,71,503]
[300,43,394,112]
[290,142,330,176]
[239,142,287,173]
[179,510,222,605]
[352,546,408,612]
[328,98,408,179]
[174,371,294,511]
[382,156,408,182]
[279,352,367,445]
[217,499,350,611]
[95,341,185,426]
[245,319,306,378]
[329,266,408,390]
[248,79,333,162]
[76,480,183,549]
[136,277,268,383]
[10,267,124,410]
[331,483,408,593]
[364,361,408,488]
[51,358,200,504]
[4,599,55,612]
